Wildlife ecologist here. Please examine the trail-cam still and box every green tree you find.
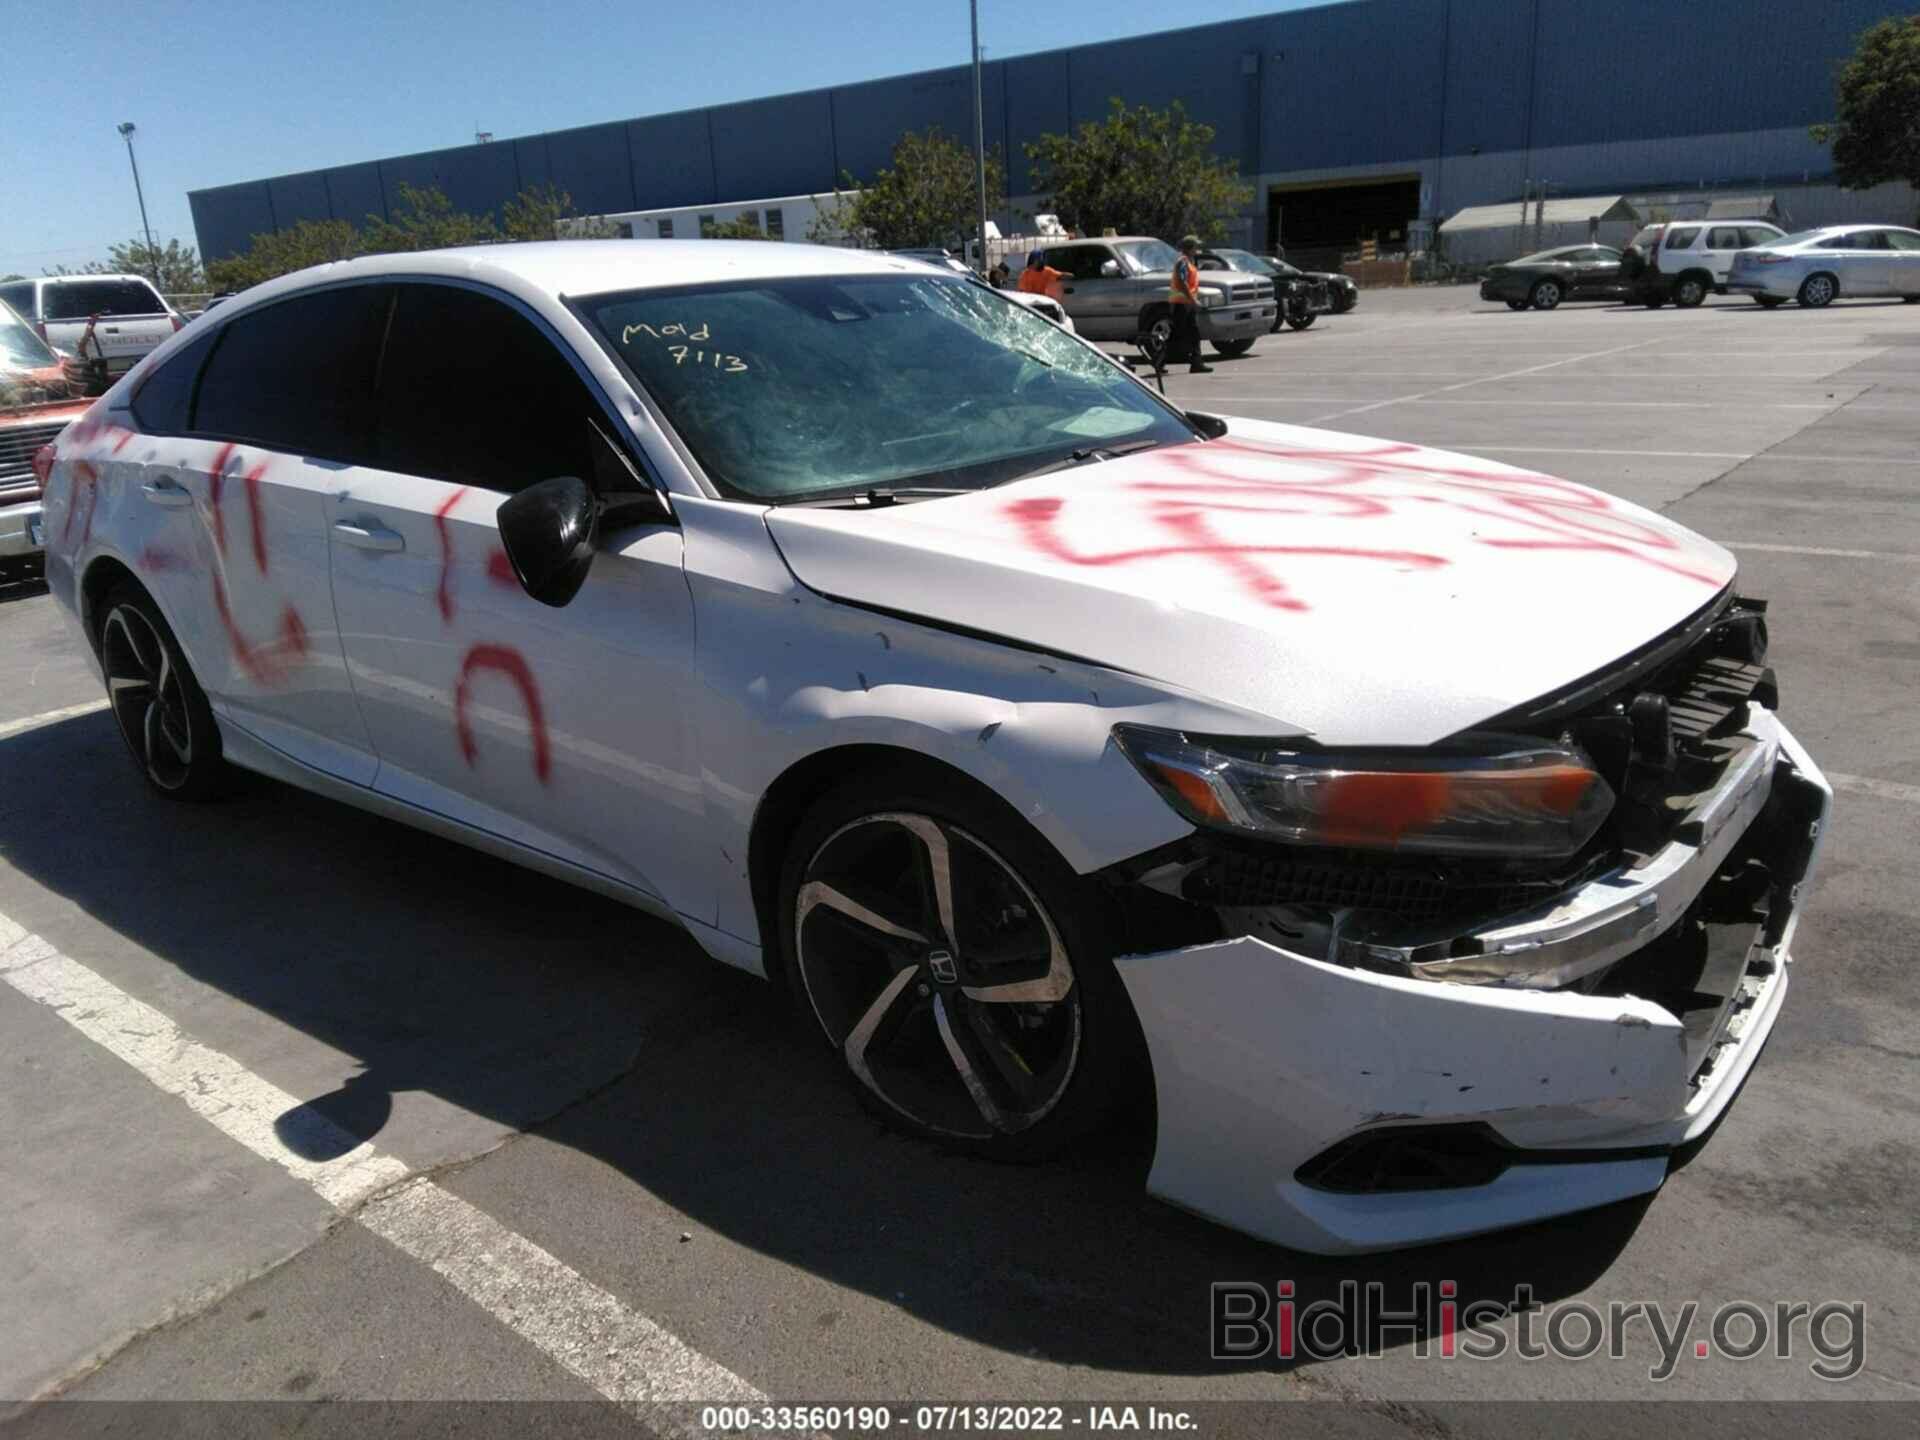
[1812,15,1920,219]
[103,237,204,293]
[1026,98,1252,243]
[822,127,1005,251]
[361,182,499,253]
[205,218,363,292]
[500,183,617,241]
[705,215,774,240]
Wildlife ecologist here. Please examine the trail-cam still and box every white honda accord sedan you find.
[40,242,1830,1254]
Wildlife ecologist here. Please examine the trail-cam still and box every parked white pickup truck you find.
[0,275,181,393]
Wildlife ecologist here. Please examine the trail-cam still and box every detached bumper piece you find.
[1110,599,1831,1253]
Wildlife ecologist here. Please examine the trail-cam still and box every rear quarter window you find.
[1664,227,1701,250]
[130,330,220,435]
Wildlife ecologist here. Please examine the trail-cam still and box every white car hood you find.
[763,418,1736,745]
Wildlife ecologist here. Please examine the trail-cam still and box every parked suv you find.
[1035,237,1275,357]
[0,274,181,392]
[1619,221,1785,308]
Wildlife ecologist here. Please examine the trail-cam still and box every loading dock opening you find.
[1269,176,1422,273]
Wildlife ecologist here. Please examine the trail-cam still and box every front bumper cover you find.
[1113,710,1829,1254]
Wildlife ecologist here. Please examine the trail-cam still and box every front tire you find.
[1212,336,1257,357]
[98,583,227,800]
[1798,274,1838,308]
[1283,309,1317,331]
[1529,279,1563,311]
[777,768,1146,1160]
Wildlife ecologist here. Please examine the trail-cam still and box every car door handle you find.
[333,520,405,552]
[140,478,192,508]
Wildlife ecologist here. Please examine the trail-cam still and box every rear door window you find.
[41,279,167,321]
[1706,228,1745,250]
[371,283,601,493]
[1663,227,1701,250]
[192,285,389,460]
[1886,230,1920,252]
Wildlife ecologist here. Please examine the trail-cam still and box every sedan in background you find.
[1480,246,1626,310]
[40,241,1829,1255]
[1199,249,1331,331]
[1727,225,1920,308]
[1271,253,1359,312]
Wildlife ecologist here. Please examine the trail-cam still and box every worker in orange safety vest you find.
[1019,251,1065,297]
[1166,235,1212,374]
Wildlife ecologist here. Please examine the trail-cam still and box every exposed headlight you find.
[1194,286,1225,308]
[1113,726,1614,859]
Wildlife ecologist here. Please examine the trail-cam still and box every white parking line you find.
[1460,447,1920,466]
[0,698,108,740]
[1301,338,1665,424]
[1724,541,1920,563]
[0,911,764,1413]
[1201,396,1839,411]
[1829,773,1920,806]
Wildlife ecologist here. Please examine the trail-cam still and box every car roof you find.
[212,240,949,320]
[38,272,159,286]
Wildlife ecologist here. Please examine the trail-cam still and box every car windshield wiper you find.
[996,437,1175,484]
[774,486,974,509]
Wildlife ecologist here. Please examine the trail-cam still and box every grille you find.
[0,421,67,483]
[1663,654,1767,743]
[1190,848,1586,927]
[1228,281,1275,302]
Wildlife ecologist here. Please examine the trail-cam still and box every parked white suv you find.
[0,275,180,391]
[1620,221,1786,308]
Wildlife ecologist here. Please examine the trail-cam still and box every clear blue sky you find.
[2,0,1313,277]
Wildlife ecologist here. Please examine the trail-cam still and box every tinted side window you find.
[1706,228,1744,249]
[373,284,599,493]
[0,282,34,318]
[1886,230,1920,253]
[130,330,219,435]
[1664,227,1701,249]
[193,286,387,459]
[1819,233,1860,250]
[42,279,167,320]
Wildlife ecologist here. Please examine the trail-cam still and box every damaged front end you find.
[1104,594,1833,1253]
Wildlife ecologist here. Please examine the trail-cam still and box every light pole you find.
[970,0,988,273]
[116,122,162,292]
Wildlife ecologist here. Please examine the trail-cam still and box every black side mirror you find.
[498,476,598,608]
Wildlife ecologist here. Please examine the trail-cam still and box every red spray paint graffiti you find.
[1001,438,1724,613]
[433,486,472,623]
[61,462,101,548]
[486,548,518,589]
[204,445,304,682]
[453,644,551,784]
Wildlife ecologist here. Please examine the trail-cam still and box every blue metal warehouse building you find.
[188,0,1915,265]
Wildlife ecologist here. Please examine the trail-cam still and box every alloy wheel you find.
[102,603,194,791]
[794,812,1081,1139]
[1800,275,1836,308]
[1532,281,1562,310]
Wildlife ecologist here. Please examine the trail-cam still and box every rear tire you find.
[1283,309,1316,331]
[777,765,1148,1162]
[1672,274,1709,308]
[1212,337,1257,357]
[97,582,228,800]
[1797,274,1838,308]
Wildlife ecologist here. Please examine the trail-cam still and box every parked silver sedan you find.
[1727,225,1920,308]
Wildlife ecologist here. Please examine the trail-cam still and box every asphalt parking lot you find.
[3,282,1918,1434]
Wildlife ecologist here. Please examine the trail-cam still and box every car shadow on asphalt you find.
[0,710,1649,1376]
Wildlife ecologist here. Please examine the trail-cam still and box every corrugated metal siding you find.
[627,110,716,210]
[188,0,1898,259]
[711,91,837,199]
